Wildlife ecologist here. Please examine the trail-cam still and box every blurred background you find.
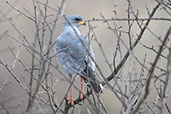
[0,0,170,114]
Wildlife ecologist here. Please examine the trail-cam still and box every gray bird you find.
[54,15,101,104]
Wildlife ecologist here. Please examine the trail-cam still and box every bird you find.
[54,15,102,105]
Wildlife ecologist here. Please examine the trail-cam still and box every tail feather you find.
[82,66,102,93]
[89,69,101,93]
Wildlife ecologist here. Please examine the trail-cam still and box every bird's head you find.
[64,15,86,27]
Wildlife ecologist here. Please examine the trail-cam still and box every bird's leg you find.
[65,78,69,101]
[66,94,69,101]
[70,76,74,105]
[80,77,83,99]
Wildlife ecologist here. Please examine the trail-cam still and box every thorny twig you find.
[2,0,171,114]
[132,26,171,114]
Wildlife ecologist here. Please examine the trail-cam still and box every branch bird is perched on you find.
[55,15,102,105]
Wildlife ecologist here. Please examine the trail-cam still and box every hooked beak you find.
[77,20,86,25]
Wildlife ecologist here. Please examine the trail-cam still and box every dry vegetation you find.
[0,0,171,114]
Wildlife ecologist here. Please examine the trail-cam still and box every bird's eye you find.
[75,17,81,21]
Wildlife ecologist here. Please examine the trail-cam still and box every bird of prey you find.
[55,15,102,105]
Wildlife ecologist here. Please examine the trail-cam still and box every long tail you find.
[82,66,102,93]
[89,68,102,93]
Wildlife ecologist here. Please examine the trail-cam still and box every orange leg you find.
[66,94,69,101]
[69,76,74,105]
[80,77,83,99]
